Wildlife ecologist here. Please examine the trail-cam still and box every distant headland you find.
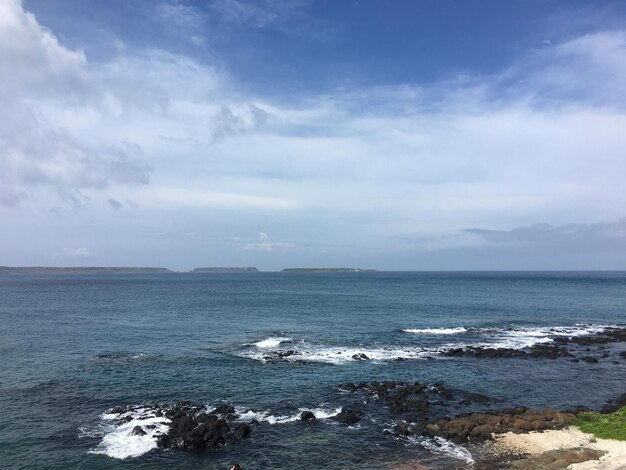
[0,266,378,274]
[0,266,172,274]
[281,268,376,273]
[0,266,262,274]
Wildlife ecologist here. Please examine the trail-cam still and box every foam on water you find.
[236,406,343,424]
[241,344,437,364]
[240,324,615,364]
[253,337,292,348]
[485,324,615,349]
[403,327,468,335]
[414,436,474,464]
[89,407,171,459]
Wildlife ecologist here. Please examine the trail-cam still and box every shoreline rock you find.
[418,407,578,444]
[473,427,626,470]
[156,402,251,452]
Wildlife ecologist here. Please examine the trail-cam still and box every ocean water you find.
[1,271,625,469]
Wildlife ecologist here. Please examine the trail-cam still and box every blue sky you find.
[1,0,626,270]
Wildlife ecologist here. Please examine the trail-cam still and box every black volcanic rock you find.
[581,356,598,363]
[332,408,362,424]
[351,353,370,360]
[442,344,572,360]
[300,411,316,421]
[156,402,251,452]
[600,393,626,414]
[131,425,146,436]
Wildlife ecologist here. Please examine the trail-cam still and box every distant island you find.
[191,267,259,273]
[0,266,172,274]
[281,268,377,273]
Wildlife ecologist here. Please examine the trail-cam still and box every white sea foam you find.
[240,324,615,364]
[236,406,342,424]
[403,327,468,335]
[484,324,614,349]
[485,329,554,349]
[415,436,474,464]
[253,337,292,348]
[241,344,437,364]
[90,407,171,459]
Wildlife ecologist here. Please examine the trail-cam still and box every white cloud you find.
[2,1,626,269]
[0,0,86,96]
[59,247,96,258]
[0,0,153,203]
[157,1,207,45]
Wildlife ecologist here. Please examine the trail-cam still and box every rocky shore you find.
[258,327,626,364]
[155,403,251,451]
[441,326,626,362]
[101,384,625,468]
[473,427,626,469]
[340,380,625,468]
[97,326,625,464]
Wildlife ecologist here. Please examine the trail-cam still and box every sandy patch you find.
[486,427,626,469]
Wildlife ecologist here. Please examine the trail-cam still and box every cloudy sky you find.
[1,0,626,270]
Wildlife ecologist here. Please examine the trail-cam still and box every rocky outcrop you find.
[351,353,370,360]
[340,380,465,421]
[474,447,606,470]
[600,392,626,414]
[441,328,626,362]
[331,408,362,424]
[418,407,577,444]
[262,350,301,361]
[156,402,251,452]
[300,411,316,421]
[442,344,573,359]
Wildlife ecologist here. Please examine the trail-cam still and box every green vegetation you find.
[575,406,626,441]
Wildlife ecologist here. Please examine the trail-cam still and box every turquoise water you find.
[0,272,625,468]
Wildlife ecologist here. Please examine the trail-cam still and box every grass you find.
[575,406,626,441]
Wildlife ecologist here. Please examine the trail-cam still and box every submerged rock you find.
[300,411,316,421]
[460,393,491,405]
[581,356,598,363]
[332,408,362,424]
[441,328,626,363]
[442,345,572,360]
[131,425,146,436]
[351,353,370,360]
[262,350,302,361]
[600,392,626,414]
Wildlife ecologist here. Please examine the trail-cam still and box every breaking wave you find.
[403,327,468,335]
[88,407,171,459]
[239,324,615,364]
[253,337,292,348]
[236,406,342,424]
[414,436,474,465]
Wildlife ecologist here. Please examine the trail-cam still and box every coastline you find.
[473,427,626,469]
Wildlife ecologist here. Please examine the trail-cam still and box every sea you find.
[1,271,625,469]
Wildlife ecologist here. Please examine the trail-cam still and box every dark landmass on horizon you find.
[281,268,377,273]
[0,266,172,274]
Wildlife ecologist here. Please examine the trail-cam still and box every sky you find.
[1,0,626,271]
